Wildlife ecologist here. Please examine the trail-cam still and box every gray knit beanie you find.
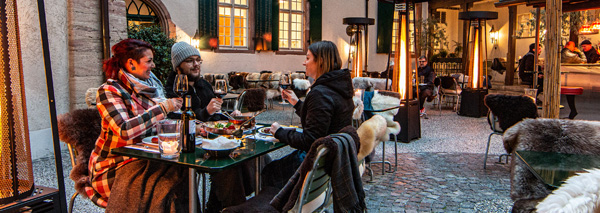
[171,41,201,70]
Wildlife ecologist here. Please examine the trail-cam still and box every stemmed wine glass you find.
[214,79,228,113]
[279,74,291,104]
[173,74,188,113]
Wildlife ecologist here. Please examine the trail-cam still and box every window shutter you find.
[255,0,273,51]
[271,0,279,50]
[198,0,218,50]
[376,1,393,53]
[308,0,322,44]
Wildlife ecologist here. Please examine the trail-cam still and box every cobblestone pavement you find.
[363,151,512,212]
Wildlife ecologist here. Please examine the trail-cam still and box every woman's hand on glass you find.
[270,122,281,135]
[206,98,223,115]
[160,98,183,113]
[281,89,299,106]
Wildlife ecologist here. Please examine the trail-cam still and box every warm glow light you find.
[472,29,480,89]
[398,19,407,99]
[579,25,594,34]
[592,21,600,30]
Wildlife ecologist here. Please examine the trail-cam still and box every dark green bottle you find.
[181,95,196,153]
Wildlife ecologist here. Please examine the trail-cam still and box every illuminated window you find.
[126,0,158,27]
[219,0,248,48]
[279,0,303,50]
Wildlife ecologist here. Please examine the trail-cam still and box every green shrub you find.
[128,25,176,85]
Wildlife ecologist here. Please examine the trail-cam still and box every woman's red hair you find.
[102,39,155,79]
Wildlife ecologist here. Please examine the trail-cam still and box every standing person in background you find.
[581,40,599,63]
[561,41,587,63]
[416,56,436,116]
[88,39,187,212]
[165,41,240,121]
[264,41,355,189]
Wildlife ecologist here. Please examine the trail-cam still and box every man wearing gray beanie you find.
[165,41,240,121]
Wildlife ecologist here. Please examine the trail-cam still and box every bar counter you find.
[558,64,600,120]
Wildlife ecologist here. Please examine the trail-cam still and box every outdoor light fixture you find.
[190,29,202,50]
[579,24,596,34]
[458,11,497,117]
[344,17,374,78]
[489,25,499,47]
[0,0,34,204]
[390,0,420,143]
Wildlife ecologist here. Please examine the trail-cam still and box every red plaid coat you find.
[87,70,166,207]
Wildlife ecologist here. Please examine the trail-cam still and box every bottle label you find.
[189,120,196,134]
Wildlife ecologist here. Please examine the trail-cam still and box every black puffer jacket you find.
[274,69,355,152]
[165,72,224,121]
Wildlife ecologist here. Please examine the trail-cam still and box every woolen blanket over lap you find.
[105,160,190,213]
[270,126,366,212]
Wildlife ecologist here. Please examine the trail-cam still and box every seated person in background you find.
[561,41,587,63]
[380,61,394,79]
[519,43,544,97]
[165,41,240,121]
[416,56,436,115]
[581,40,599,63]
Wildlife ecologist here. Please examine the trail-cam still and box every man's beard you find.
[187,73,201,82]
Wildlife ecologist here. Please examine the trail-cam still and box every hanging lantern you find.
[0,0,35,204]
[190,29,202,50]
[343,17,374,78]
[458,11,498,118]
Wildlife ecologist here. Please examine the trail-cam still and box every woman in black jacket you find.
[265,40,355,188]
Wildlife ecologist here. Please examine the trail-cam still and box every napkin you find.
[202,136,240,149]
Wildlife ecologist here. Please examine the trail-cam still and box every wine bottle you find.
[181,95,196,153]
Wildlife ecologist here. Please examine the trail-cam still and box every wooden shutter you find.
[255,0,274,51]
[198,0,218,50]
[376,1,394,53]
[308,0,322,44]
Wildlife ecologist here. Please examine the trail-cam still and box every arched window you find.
[126,0,159,27]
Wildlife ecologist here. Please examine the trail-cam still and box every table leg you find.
[255,156,262,195]
[189,168,197,213]
[566,95,578,119]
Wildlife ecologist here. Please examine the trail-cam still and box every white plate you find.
[141,136,202,145]
[257,127,272,136]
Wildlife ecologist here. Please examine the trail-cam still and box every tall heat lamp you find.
[0,0,35,204]
[458,11,497,117]
[343,17,374,78]
[392,0,420,142]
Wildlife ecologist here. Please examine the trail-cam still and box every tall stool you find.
[560,86,583,119]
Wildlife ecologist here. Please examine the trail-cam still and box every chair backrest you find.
[295,145,332,213]
[484,94,538,131]
[234,88,267,112]
[439,76,458,90]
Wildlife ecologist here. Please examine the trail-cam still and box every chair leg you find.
[69,192,78,213]
[484,132,502,169]
[393,134,398,172]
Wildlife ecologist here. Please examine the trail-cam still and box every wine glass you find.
[173,74,188,113]
[214,79,228,113]
[279,74,291,104]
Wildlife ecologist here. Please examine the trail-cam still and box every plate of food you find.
[203,121,237,135]
[257,127,272,136]
[141,135,202,145]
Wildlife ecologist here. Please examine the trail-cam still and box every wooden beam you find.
[429,0,479,10]
[543,0,561,118]
[461,3,469,74]
[563,1,600,12]
[505,6,517,85]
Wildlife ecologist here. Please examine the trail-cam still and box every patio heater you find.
[343,17,374,78]
[0,0,34,204]
[458,11,497,118]
[391,0,420,142]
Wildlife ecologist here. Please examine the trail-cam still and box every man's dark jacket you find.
[584,47,600,63]
[165,72,223,121]
[275,69,355,152]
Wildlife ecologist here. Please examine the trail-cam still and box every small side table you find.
[560,86,583,119]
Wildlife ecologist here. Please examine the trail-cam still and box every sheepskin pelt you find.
[290,72,306,82]
[245,73,261,88]
[370,91,401,136]
[57,108,102,197]
[229,72,249,90]
[352,77,392,91]
[536,168,600,213]
[269,72,282,89]
[352,96,364,120]
[258,72,272,89]
[484,94,538,133]
[356,115,388,161]
[242,88,267,111]
[204,73,215,85]
[503,119,600,212]
[292,79,310,90]
[85,87,98,108]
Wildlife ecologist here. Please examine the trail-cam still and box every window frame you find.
[216,0,254,53]
[276,0,308,55]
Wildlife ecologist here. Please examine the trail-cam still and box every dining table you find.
[111,124,288,213]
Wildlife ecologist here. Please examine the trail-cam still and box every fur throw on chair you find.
[356,115,389,161]
[85,87,98,108]
[536,168,600,213]
[484,94,538,134]
[503,119,600,212]
[57,108,102,196]
[370,91,402,137]
[242,88,267,112]
[352,77,392,91]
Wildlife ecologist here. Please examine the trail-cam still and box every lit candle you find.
[161,141,179,154]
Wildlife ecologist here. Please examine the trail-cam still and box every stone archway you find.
[128,0,176,38]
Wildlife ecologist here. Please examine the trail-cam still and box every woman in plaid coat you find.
[87,39,186,211]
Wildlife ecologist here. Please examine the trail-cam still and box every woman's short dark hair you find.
[308,41,342,78]
[103,39,154,79]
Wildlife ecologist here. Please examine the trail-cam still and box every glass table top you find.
[515,150,600,188]
[112,138,286,173]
